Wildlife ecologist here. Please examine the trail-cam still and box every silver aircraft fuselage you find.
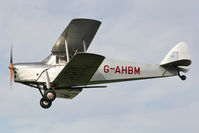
[13,54,177,88]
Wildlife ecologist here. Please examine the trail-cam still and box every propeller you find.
[10,45,13,88]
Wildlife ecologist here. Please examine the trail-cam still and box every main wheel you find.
[44,90,56,102]
[40,98,52,109]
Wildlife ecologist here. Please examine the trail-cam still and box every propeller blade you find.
[10,63,13,88]
[10,45,13,88]
[10,45,13,64]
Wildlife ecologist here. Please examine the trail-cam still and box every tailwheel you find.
[180,75,186,80]
[177,71,186,81]
[40,98,52,109]
[44,90,56,102]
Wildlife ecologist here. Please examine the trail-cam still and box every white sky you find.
[0,0,199,133]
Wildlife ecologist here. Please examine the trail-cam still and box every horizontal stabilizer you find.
[160,42,192,72]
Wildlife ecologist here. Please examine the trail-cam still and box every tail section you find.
[160,42,192,72]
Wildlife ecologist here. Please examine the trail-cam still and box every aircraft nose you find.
[13,64,16,69]
[13,65,19,79]
[8,65,16,70]
[8,64,16,70]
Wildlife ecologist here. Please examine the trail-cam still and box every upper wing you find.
[52,52,105,88]
[52,18,101,57]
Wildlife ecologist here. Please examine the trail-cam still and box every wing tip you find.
[72,18,102,24]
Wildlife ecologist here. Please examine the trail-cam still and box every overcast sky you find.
[0,0,199,133]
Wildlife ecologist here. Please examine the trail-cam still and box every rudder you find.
[160,42,192,72]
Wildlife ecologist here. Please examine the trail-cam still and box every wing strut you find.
[65,39,70,63]
[83,40,86,53]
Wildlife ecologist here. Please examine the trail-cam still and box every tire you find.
[181,75,186,80]
[44,90,56,102]
[40,98,52,109]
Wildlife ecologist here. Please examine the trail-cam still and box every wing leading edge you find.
[52,53,105,88]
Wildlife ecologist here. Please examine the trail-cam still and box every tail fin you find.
[160,42,192,72]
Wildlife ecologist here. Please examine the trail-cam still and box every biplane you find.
[9,18,192,109]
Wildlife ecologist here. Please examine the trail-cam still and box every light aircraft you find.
[9,18,192,109]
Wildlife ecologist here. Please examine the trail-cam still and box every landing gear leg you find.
[43,70,56,101]
[177,71,186,80]
[38,70,57,109]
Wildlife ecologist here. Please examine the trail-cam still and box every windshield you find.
[42,54,67,65]
[42,54,52,64]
